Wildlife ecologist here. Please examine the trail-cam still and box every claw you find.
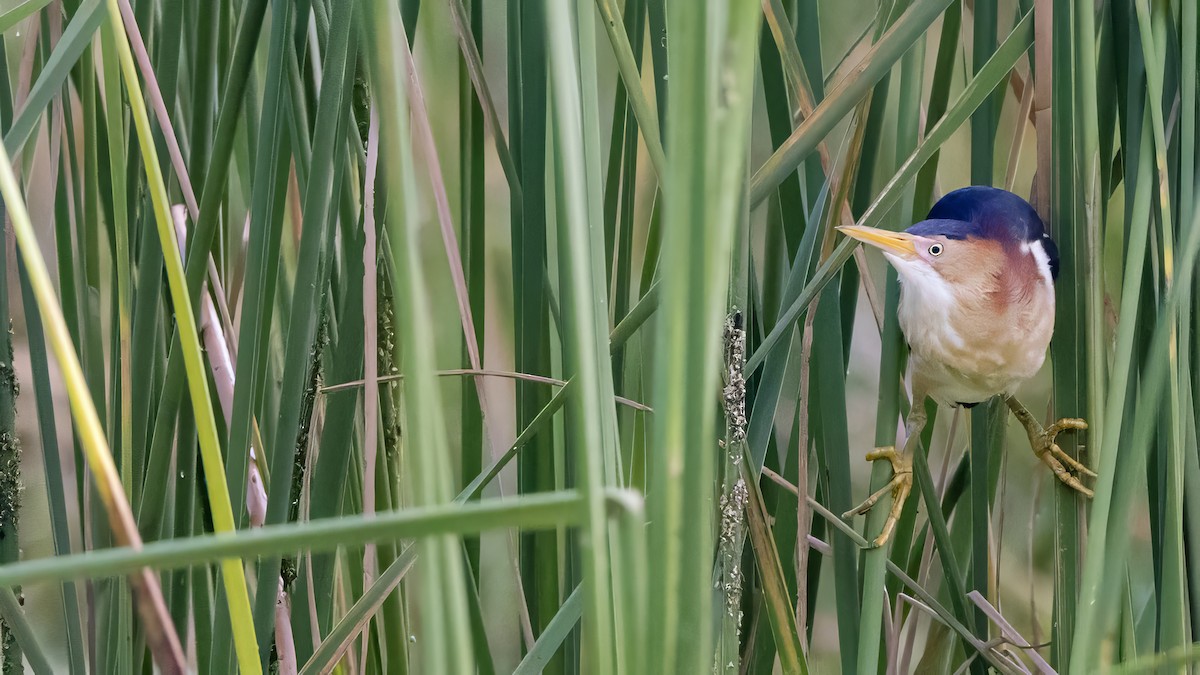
[1046,417,1088,435]
[843,446,913,548]
[1032,417,1095,496]
[1006,398,1096,496]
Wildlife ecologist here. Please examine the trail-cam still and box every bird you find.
[837,185,1094,548]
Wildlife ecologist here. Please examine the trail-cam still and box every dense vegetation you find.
[0,0,1194,672]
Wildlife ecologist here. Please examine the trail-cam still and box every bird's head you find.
[837,187,1059,299]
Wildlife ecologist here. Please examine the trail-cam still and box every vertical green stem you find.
[370,0,476,668]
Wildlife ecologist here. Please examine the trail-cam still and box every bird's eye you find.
[928,243,944,257]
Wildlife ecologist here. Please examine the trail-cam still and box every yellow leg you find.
[843,401,926,548]
[1005,396,1095,497]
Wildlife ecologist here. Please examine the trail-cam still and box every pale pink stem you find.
[359,99,382,675]
[172,206,294,675]
[967,591,1054,675]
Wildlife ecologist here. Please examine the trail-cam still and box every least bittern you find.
[838,186,1094,547]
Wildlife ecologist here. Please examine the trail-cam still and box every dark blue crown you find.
[904,186,1059,280]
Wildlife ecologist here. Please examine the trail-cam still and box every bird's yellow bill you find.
[837,225,917,256]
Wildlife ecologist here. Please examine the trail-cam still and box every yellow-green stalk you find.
[102,2,262,672]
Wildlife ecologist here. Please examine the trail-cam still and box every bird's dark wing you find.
[1041,232,1060,281]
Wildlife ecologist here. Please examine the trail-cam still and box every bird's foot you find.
[843,446,913,548]
[1031,417,1095,497]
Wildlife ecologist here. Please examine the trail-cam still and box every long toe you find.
[865,445,910,475]
[870,473,913,548]
[844,473,904,519]
[844,447,913,548]
[1029,416,1095,492]
[1040,451,1095,498]
[1048,442,1097,478]
[1047,417,1088,435]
